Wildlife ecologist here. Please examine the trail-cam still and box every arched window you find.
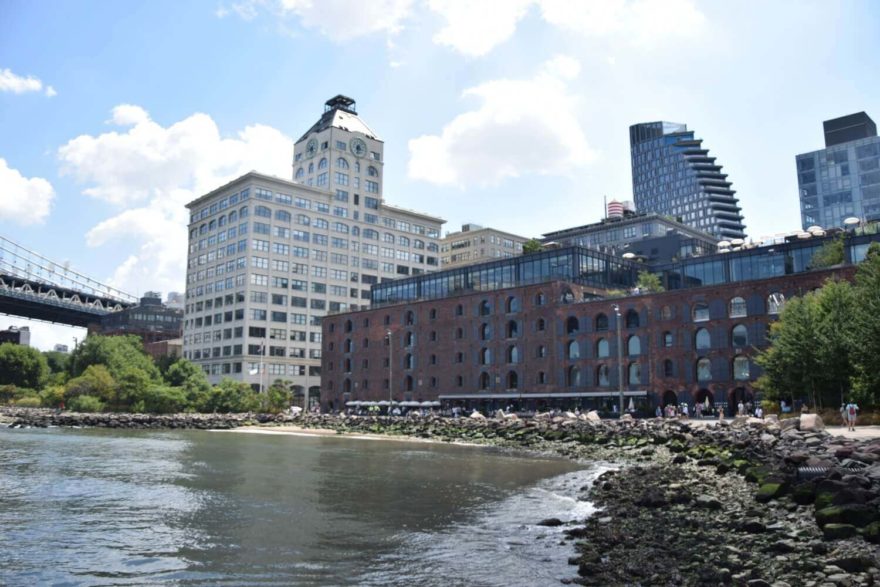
[627,335,641,356]
[275,210,291,223]
[480,323,491,340]
[507,371,519,390]
[352,226,360,236]
[228,210,238,222]
[318,157,328,170]
[295,167,304,179]
[597,338,609,358]
[354,161,360,173]
[343,379,350,394]
[307,162,314,173]
[506,296,520,313]
[344,338,353,353]
[480,348,492,365]
[398,235,409,247]
[567,366,581,387]
[596,313,608,331]
[732,324,748,347]
[455,327,464,339]
[566,316,579,334]
[455,304,463,316]
[363,228,378,239]
[506,320,519,338]
[729,296,747,318]
[536,318,546,331]
[693,302,710,322]
[597,365,610,387]
[430,354,437,365]
[663,359,674,377]
[344,319,353,332]
[535,292,546,306]
[404,354,414,369]
[768,292,785,315]
[414,239,425,249]
[561,288,575,303]
[507,346,519,364]
[405,375,414,391]
[660,305,672,320]
[405,311,415,325]
[733,355,750,380]
[536,345,547,358]
[537,371,546,384]
[695,328,711,350]
[404,331,414,346]
[255,205,271,218]
[696,358,712,382]
[625,309,639,328]
[218,215,227,227]
[629,362,641,385]
[336,157,349,169]
[368,165,379,177]
[239,205,249,217]
[568,340,580,360]
[479,372,490,390]
[208,219,216,231]
[479,300,491,316]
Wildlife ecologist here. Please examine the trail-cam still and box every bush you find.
[205,379,260,413]
[140,385,188,414]
[65,365,115,402]
[68,395,105,413]
[39,386,66,408]
[12,396,42,408]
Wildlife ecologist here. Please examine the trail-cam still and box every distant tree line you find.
[0,335,294,414]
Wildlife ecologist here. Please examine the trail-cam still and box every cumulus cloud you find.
[0,68,56,96]
[407,55,593,187]
[217,0,413,39]
[58,106,293,294]
[0,158,55,225]
[427,0,705,56]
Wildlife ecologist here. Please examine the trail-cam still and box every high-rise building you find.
[183,96,444,395]
[630,121,746,240]
[0,326,30,346]
[796,112,880,229]
[440,224,528,269]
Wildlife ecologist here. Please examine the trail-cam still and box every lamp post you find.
[386,330,393,413]
[612,304,624,416]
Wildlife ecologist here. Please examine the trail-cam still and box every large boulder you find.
[469,410,486,420]
[585,410,601,422]
[800,413,825,431]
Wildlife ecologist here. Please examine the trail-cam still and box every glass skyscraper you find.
[796,112,880,229]
[630,121,746,240]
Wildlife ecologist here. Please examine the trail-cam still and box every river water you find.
[0,427,607,586]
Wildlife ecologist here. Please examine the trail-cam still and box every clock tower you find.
[292,95,384,201]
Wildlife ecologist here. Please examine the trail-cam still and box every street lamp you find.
[612,304,624,416]
[386,330,393,413]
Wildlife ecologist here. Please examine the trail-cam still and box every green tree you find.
[811,237,845,268]
[636,270,664,293]
[812,279,856,407]
[0,343,48,389]
[43,351,70,384]
[522,239,543,254]
[165,359,211,411]
[68,395,105,413]
[115,366,153,410]
[69,335,159,381]
[139,385,189,414]
[205,378,260,413]
[850,244,880,405]
[264,380,293,414]
[65,364,116,403]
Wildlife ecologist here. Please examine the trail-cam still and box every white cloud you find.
[407,55,593,187]
[0,68,56,96]
[58,106,293,295]
[218,0,413,39]
[427,0,706,56]
[0,158,55,225]
[428,0,532,57]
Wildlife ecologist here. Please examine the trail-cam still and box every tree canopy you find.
[0,343,48,389]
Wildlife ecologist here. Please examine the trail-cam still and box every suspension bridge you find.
[0,236,137,327]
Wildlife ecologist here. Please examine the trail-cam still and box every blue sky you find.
[1,0,878,349]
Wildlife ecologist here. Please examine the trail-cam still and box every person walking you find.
[844,400,860,432]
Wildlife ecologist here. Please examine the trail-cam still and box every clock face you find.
[306,138,318,158]
[350,137,367,158]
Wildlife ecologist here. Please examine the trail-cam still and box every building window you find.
[405,311,415,325]
[455,327,464,339]
[663,359,674,377]
[537,371,546,384]
[596,313,608,331]
[627,335,641,356]
[566,316,579,335]
[404,354,414,370]
[567,366,581,387]
[479,300,491,316]
[693,303,710,322]
[597,338,609,358]
[568,340,579,360]
[625,309,639,328]
[480,323,491,340]
[506,296,520,313]
[733,355,750,380]
[628,363,641,385]
[597,365,610,387]
[732,324,749,347]
[695,328,710,350]
[506,320,519,338]
[768,292,785,315]
[696,358,712,382]
[480,348,492,365]
[479,372,490,390]
[660,305,672,320]
[535,292,546,306]
[536,318,545,331]
[663,331,673,348]
[506,371,518,390]
[729,297,747,318]
[455,304,463,317]
[507,346,519,364]
[537,345,547,358]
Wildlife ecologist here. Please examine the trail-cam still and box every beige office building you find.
[183,96,444,398]
[440,224,528,269]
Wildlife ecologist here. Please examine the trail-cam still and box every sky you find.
[1,0,879,350]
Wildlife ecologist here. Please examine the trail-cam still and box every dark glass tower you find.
[630,121,746,240]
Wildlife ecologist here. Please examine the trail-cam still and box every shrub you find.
[39,386,65,408]
[140,385,188,414]
[12,396,42,408]
[68,395,105,413]
[65,365,115,402]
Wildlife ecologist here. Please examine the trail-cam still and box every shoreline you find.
[4,407,880,584]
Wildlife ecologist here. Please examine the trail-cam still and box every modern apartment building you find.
[183,96,445,396]
[796,112,880,229]
[440,224,528,269]
[630,121,746,241]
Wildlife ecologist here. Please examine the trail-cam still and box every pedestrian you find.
[681,403,689,420]
[755,405,763,419]
[844,400,860,432]
[737,401,745,416]
[655,405,662,418]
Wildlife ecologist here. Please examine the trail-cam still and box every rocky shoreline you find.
[4,407,880,585]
